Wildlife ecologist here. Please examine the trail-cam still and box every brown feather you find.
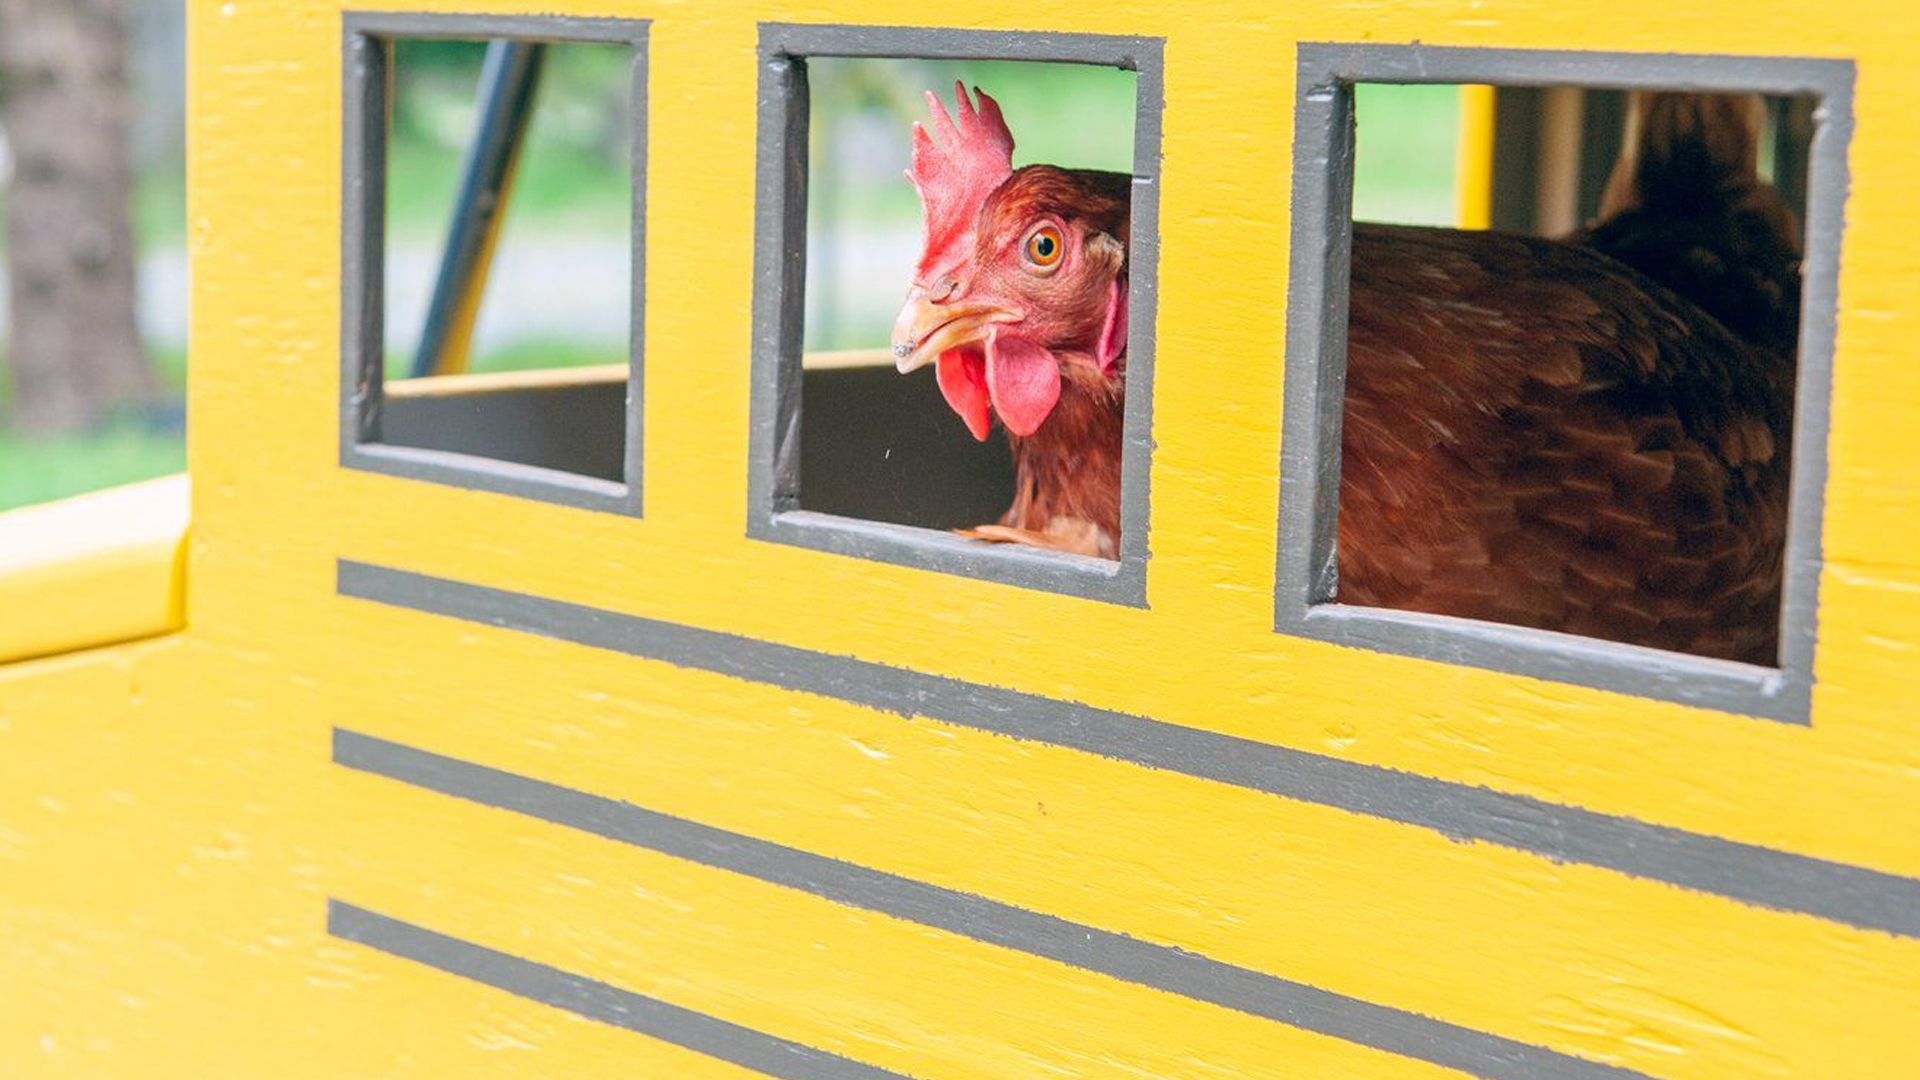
[999,363,1125,558]
[1337,224,1791,665]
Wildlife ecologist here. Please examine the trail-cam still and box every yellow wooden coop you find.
[4,2,1918,1079]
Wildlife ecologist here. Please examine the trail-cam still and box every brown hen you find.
[892,86,1797,664]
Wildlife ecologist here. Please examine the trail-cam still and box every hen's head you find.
[891,84,1130,441]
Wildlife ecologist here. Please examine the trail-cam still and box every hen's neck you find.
[1003,364,1126,556]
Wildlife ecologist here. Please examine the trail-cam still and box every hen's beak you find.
[891,286,1018,373]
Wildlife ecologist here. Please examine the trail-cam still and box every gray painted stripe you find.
[336,559,1920,939]
[337,727,1649,1080]
[328,900,918,1080]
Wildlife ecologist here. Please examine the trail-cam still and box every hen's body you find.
[1339,223,1790,664]
[1333,93,1799,664]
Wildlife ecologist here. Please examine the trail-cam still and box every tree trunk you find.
[0,0,152,435]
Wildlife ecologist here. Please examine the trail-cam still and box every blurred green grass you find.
[0,347,186,512]
[0,422,186,512]
[1353,82,1460,226]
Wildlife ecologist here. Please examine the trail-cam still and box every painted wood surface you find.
[0,474,188,663]
[3,2,1919,1078]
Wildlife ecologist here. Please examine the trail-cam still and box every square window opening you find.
[1278,47,1852,722]
[342,15,647,514]
[750,27,1162,605]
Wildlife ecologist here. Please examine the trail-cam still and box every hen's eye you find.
[1024,225,1064,270]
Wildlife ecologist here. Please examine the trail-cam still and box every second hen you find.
[891,85,1797,664]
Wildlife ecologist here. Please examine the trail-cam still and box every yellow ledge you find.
[385,362,628,397]
[801,348,896,369]
[0,473,189,665]
[380,353,895,402]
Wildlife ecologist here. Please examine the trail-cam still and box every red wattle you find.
[985,332,1062,437]
[935,349,992,442]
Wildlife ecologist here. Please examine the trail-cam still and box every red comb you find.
[907,82,1015,285]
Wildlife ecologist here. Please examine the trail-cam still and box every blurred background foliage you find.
[382,38,633,380]
[386,39,633,241]
[1352,82,1462,225]
[0,21,1460,511]
[0,1,186,511]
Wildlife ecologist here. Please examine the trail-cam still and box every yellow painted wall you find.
[4,1,1919,1078]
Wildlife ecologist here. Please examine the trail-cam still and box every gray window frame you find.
[1277,43,1854,723]
[747,23,1163,606]
[340,12,649,515]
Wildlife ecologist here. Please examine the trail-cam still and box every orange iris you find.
[1024,226,1063,269]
